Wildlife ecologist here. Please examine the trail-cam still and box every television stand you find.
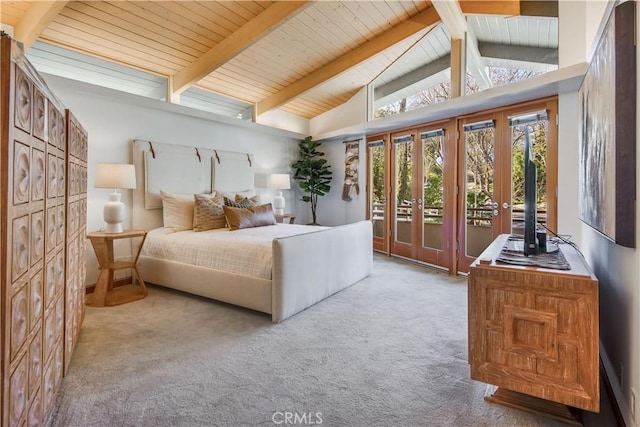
[468,234,599,418]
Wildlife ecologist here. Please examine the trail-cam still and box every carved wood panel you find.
[28,328,43,400]
[3,36,86,426]
[30,211,44,267]
[468,235,599,413]
[9,354,28,426]
[31,148,45,201]
[46,206,56,254]
[46,153,57,199]
[64,112,88,375]
[28,387,43,427]
[11,284,29,361]
[14,69,31,134]
[47,104,58,148]
[29,269,43,331]
[44,258,56,309]
[12,215,30,282]
[33,89,46,141]
[14,141,30,205]
[56,204,65,246]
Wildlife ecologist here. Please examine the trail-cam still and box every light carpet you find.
[50,254,603,426]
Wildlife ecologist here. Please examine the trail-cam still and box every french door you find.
[367,97,557,275]
[367,134,388,252]
[457,99,557,273]
[366,121,455,271]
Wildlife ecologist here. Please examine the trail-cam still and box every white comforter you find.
[142,224,327,280]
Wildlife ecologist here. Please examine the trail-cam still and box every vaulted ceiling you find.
[0,1,558,120]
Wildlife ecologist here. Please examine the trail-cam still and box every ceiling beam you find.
[14,1,69,50]
[458,1,521,16]
[479,42,558,65]
[520,1,558,17]
[458,1,558,17]
[171,1,309,96]
[374,55,451,100]
[256,6,441,116]
[431,0,491,89]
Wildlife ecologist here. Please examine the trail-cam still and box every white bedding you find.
[142,224,327,280]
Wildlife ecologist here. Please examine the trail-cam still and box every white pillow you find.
[160,190,210,233]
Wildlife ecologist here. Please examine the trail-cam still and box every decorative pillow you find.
[224,196,253,208]
[235,193,258,207]
[193,194,226,231]
[160,190,196,233]
[223,203,277,231]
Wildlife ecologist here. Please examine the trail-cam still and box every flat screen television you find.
[523,126,539,255]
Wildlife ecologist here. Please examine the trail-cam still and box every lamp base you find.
[104,191,125,234]
[105,223,124,234]
[273,191,285,216]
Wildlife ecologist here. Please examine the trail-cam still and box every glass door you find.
[508,110,555,236]
[385,124,455,271]
[389,131,417,259]
[367,135,388,252]
[415,123,455,271]
[457,116,504,273]
[457,100,557,273]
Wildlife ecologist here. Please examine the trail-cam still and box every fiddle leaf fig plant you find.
[291,136,332,225]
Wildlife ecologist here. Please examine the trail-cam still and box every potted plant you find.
[292,136,332,225]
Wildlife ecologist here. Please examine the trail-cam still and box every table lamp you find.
[270,173,291,215]
[94,163,137,233]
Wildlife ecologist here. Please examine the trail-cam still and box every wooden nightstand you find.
[86,229,148,307]
[275,213,296,224]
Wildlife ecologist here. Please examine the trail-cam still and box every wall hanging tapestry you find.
[342,140,360,201]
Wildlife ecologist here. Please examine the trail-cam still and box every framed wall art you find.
[578,0,636,248]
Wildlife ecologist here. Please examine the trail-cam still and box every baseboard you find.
[85,277,132,294]
[600,342,630,427]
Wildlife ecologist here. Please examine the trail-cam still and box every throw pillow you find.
[193,194,226,231]
[224,196,253,208]
[235,193,258,207]
[224,203,277,231]
[160,190,196,233]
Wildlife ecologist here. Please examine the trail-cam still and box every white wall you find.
[256,109,310,135]
[309,87,368,136]
[557,93,582,244]
[310,136,368,226]
[43,74,302,284]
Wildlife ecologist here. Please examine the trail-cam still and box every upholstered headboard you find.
[131,139,255,230]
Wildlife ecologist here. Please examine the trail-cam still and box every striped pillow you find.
[193,194,226,231]
[224,196,254,208]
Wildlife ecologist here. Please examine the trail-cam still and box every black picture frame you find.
[578,0,636,248]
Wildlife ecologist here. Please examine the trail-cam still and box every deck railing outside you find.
[370,202,546,227]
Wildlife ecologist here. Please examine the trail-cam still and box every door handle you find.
[493,209,499,216]
[492,202,499,209]
[503,202,511,209]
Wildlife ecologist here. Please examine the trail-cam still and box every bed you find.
[131,139,372,322]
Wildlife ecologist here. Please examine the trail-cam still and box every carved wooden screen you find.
[1,35,87,426]
[64,111,87,375]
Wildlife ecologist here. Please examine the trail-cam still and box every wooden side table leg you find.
[87,268,112,307]
[133,266,148,296]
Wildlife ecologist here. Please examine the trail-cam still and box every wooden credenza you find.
[468,234,599,417]
[1,35,87,426]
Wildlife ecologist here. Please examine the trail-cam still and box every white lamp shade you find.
[94,163,137,190]
[269,173,291,190]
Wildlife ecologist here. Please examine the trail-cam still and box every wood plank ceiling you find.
[0,0,541,120]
